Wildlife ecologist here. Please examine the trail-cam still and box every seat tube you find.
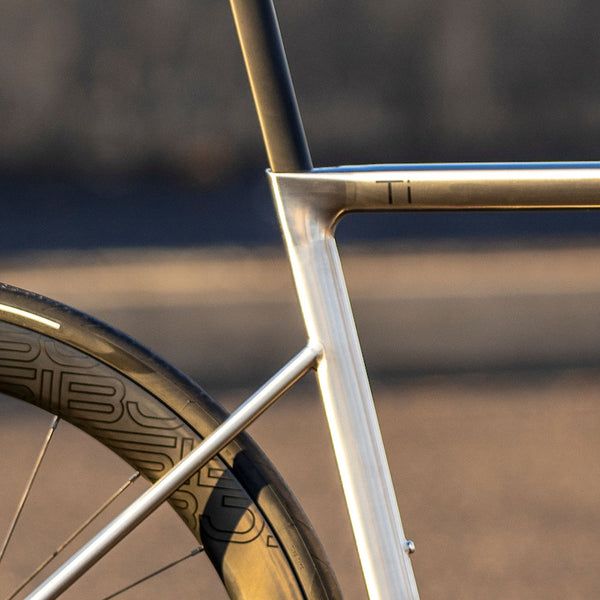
[270,174,420,600]
[229,0,312,172]
[232,0,420,593]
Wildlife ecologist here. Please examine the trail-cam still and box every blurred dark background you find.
[1,0,600,251]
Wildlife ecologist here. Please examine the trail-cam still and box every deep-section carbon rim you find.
[0,283,340,599]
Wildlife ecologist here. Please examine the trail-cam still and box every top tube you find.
[314,161,600,173]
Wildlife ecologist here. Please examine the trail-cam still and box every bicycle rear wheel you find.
[0,283,340,598]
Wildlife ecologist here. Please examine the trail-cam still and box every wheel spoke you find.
[100,546,204,600]
[0,415,59,565]
[7,472,140,600]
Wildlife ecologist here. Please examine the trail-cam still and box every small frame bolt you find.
[404,539,416,554]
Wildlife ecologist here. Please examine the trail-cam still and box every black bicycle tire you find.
[0,283,341,599]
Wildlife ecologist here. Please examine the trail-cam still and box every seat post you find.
[229,0,312,172]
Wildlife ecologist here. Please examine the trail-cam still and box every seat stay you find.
[26,345,320,600]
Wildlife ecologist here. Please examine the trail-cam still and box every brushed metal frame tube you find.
[27,345,320,600]
[273,162,600,218]
[269,160,600,600]
[270,173,421,600]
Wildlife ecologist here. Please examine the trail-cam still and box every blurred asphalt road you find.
[2,242,600,598]
[2,374,600,599]
[4,242,600,389]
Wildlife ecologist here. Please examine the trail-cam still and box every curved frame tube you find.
[27,345,320,600]
[270,160,600,600]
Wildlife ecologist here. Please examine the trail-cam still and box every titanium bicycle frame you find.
[28,1,600,599]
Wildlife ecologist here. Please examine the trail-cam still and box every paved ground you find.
[2,371,600,599]
[236,372,600,600]
[5,242,600,388]
[2,244,600,598]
